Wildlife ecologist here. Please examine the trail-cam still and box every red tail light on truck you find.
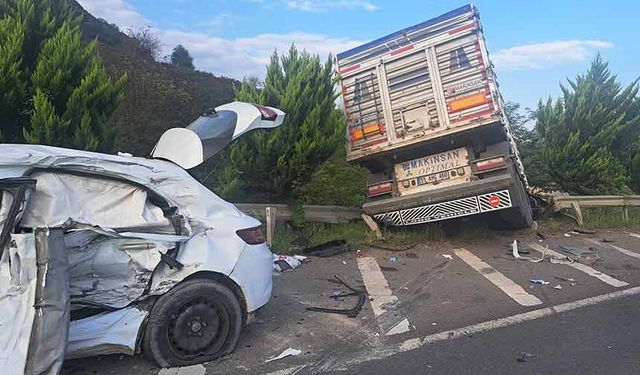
[474,156,507,173]
[367,181,393,197]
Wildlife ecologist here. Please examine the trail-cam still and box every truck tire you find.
[143,278,243,367]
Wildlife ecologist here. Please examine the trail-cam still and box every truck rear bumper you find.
[364,175,513,226]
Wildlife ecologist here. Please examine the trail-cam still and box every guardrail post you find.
[362,213,383,240]
[571,202,584,226]
[623,206,629,222]
[266,206,276,247]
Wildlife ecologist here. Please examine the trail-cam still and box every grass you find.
[269,220,447,254]
[533,206,640,234]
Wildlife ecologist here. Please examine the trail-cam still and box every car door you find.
[0,178,70,375]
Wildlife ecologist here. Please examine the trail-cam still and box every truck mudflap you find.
[374,189,512,226]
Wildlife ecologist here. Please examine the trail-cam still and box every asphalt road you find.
[63,228,640,375]
[333,294,640,375]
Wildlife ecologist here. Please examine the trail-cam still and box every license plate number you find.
[417,171,450,186]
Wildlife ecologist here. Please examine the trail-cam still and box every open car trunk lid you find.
[150,101,285,169]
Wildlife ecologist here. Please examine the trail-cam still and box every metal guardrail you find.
[553,195,640,225]
[235,204,362,223]
[235,204,363,246]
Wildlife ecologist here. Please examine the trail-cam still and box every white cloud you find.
[159,30,364,78]
[492,40,613,70]
[286,0,379,12]
[77,0,150,30]
[77,0,364,79]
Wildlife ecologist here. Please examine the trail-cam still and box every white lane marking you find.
[528,243,628,287]
[357,257,411,335]
[584,238,640,260]
[265,365,307,375]
[454,248,542,306]
[628,233,640,240]
[312,285,640,372]
[158,364,206,375]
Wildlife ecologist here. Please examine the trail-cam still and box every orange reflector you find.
[351,122,382,141]
[448,93,488,113]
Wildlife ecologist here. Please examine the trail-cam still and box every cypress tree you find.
[536,55,640,194]
[213,45,346,202]
[0,0,126,151]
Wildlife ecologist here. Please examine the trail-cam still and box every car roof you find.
[0,144,251,226]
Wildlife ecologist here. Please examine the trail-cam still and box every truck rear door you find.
[435,31,494,126]
[341,68,388,150]
[383,49,441,141]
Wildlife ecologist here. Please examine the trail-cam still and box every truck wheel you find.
[143,279,242,367]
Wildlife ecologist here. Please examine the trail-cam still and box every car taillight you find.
[254,105,278,121]
[236,226,266,245]
[475,156,507,172]
[368,181,393,197]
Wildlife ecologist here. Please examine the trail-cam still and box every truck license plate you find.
[417,171,450,185]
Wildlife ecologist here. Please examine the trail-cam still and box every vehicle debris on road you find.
[517,352,537,363]
[442,254,453,260]
[530,279,550,285]
[265,348,302,363]
[302,239,351,257]
[573,228,596,235]
[306,276,367,318]
[273,254,307,272]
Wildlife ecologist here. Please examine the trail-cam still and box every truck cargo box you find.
[337,4,506,162]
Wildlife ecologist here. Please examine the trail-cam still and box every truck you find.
[336,4,534,228]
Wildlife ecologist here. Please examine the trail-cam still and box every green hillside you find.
[71,1,238,156]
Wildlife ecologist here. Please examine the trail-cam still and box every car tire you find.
[143,278,243,367]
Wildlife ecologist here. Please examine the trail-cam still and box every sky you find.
[76,0,639,111]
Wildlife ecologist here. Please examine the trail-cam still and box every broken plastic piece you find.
[272,255,306,272]
[512,240,520,259]
[529,279,549,285]
[265,348,302,363]
[302,240,351,257]
[517,352,537,362]
[554,284,562,290]
[442,254,453,260]
[573,228,595,235]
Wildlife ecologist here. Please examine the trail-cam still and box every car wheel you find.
[143,278,242,367]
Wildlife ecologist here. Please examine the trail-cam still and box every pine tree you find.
[170,44,194,70]
[505,101,551,189]
[213,45,346,202]
[0,0,126,151]
[536,55,640,194]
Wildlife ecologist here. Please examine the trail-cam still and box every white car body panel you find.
[65,307,148,360]
[0,234,37,375]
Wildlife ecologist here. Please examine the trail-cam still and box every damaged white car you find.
[0,102,285,374]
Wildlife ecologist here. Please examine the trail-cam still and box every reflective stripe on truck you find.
[374,190,512,226]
